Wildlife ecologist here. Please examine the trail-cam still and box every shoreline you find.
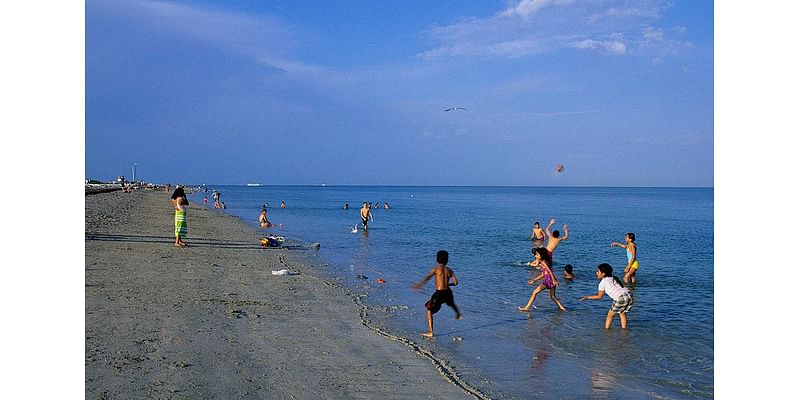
[85,189,488,399]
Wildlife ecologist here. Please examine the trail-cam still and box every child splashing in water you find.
[411,250,463,338]
[518,247,567,312]
[579,263,635,329]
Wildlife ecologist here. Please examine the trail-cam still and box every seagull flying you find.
[445,107,466,112]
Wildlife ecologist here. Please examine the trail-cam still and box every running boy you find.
[611,232,638,284]
[411,250,463,337]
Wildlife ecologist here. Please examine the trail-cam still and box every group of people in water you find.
[412,218,640,337]
[168,188,639,336]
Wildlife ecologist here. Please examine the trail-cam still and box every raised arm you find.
[545,219,555,237]
[560,224,569,241]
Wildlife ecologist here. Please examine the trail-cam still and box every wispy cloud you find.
[500,0,577,19]
[571,39,627,54]
[418,0,676,59]
[93,0,321,75]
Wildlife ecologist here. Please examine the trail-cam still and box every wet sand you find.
[85,190,487,399]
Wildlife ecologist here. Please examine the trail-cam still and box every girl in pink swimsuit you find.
[518,247,567,312]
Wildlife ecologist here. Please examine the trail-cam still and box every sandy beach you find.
[85,189,485,399]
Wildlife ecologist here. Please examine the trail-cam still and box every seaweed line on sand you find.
[276,255,492,400]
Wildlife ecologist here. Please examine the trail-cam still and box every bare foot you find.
[421,332,434,338]
[517,306,530,312]
[456,315,463,320]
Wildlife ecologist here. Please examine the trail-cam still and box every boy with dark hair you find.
[411,250,463,337]
[564,264,575,280]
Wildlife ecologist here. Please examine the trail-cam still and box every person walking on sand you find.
[170,187,188,247]
[360,202,373,230]
[611,232,639,285]
[529,221,546,246]
[545,218,569,258]
[411,250,463,337]
[518,247,567,312]
[579,263,634,329]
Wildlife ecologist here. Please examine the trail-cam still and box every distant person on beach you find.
[529,221,545,245]
[579,263,634,329]
[545,218,569,258]
[360,202,373,230]
[611,233,639,285]
[411,250,463,337]
[281,200,286,209]
[518,247,567,312]
[221,202,226,209]
[259,206,273,228]
[212,190,221,208]
[564,264,575,280]
[203,197,208,206]
[170,187,188,247]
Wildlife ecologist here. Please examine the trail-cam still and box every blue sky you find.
[85,0,713,186]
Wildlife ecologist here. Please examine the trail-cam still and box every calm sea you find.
[190,186,713,399]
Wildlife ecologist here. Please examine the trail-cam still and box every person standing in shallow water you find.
[611,232,639,285]
[529,221,545,247]
[579,263,634,329]
[360,202,373,230]
[170,187,188,247]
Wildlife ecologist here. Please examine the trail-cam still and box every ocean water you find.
[191,186,713,399]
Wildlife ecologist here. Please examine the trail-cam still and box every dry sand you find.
[85,190,488,399]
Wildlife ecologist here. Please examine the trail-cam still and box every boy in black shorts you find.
[411,250,463,337]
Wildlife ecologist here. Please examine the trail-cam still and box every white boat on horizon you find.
[246,183,263,187]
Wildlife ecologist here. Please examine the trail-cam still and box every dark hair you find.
[597,263,624,288]
[170,187,186,200]
[534,221,540,226]
[552,230,560,238]
[171,187,188,205]
[626,232,636,242]
[436,250,449,265]
[532,247,552,267]
[564,264,573,273]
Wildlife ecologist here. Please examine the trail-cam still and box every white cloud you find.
[589,6,661,22]
[501,0,576,19]
[419,0,668,59]
[643,26,664,41]
[572,39,627,54]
